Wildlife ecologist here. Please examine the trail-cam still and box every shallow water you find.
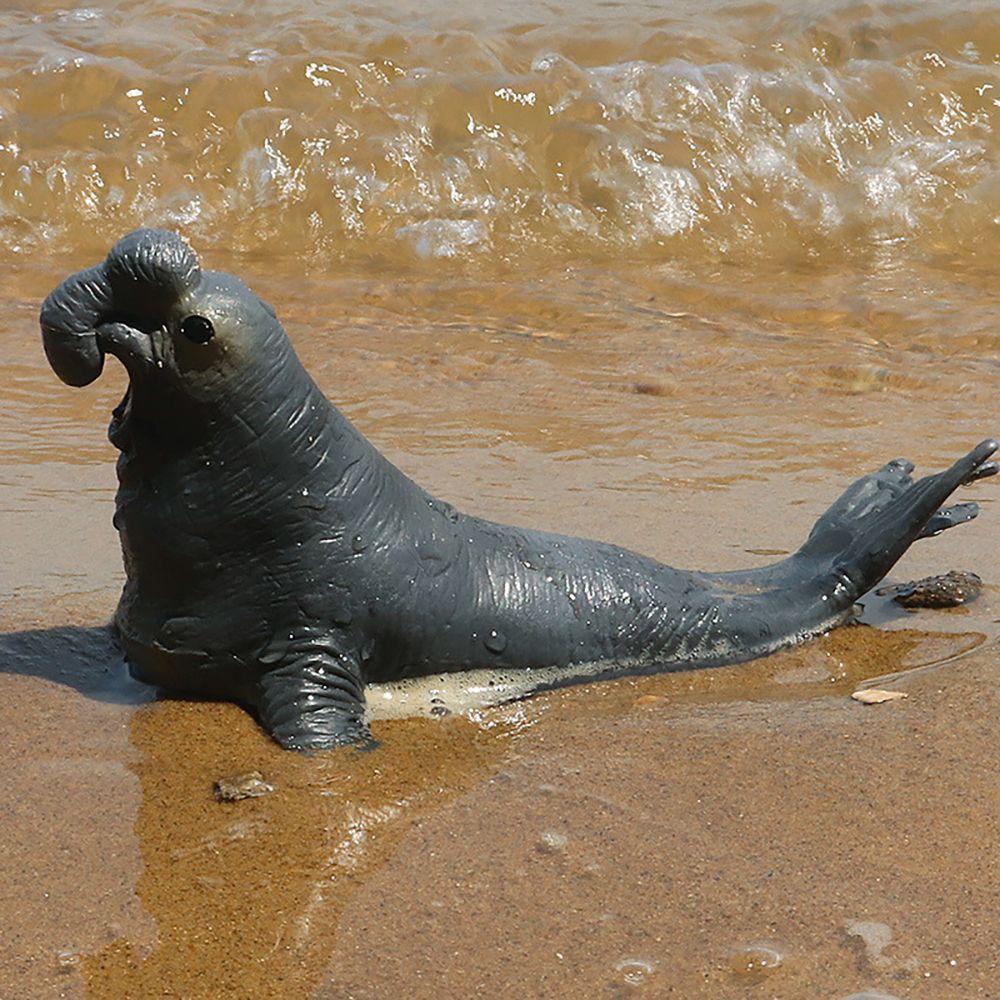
[1,1,998,997]
[2,0,999,267]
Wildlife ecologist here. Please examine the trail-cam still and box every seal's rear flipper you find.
[799,439,998,602]
[257,631,374,752]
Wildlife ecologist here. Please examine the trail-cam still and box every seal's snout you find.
[40,263,113,386]
[105,228,200,314]
[40,228,200,387]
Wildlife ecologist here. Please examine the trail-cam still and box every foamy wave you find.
[0,1,996,265]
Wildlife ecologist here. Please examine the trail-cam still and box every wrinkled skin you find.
[40,230,998,750]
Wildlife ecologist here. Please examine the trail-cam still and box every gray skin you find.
[40,229,998,750]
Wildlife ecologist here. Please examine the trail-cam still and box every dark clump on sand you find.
[877,570,982,609]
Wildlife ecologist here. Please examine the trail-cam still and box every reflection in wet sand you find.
[319,636,1000,999]
[81,682,512,997]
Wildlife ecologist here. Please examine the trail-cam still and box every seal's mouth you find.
[40,228,199,387]
[96,321,162,370]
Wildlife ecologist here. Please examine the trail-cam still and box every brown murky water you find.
[1,1,998,997]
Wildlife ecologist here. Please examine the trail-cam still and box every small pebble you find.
[632,380,670,397]
[213,771,275,802]
[850,688,908,705]
[536,831,568,854]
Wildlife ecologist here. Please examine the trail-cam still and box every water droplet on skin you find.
[294,487,327,511]
[484,628,507,654]
[352,534,367,552]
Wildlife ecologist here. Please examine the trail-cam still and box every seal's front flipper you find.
[800,439,998,601]
[257,631,373,752]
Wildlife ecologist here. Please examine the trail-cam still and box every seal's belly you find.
[366,658,636,721]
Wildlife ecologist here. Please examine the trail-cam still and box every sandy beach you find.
[1,1,997,996]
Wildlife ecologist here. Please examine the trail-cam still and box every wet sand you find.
[2,0,998,996]
[2,603,997,998]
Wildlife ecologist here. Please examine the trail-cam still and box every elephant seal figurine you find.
[40,229,997,749]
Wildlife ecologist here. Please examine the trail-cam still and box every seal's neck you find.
[111,338,418,654]
[113,338,399,536]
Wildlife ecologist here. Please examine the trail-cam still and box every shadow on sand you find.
[0,623,152,704]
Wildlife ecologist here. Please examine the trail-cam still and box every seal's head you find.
[40,228,284,403]
[40,229,335,683]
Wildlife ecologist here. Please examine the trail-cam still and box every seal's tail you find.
[685,439,998,671]
[798,438,998,602]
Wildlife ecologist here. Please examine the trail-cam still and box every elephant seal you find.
[40,229,997,750]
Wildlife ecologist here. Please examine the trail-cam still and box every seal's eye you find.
[180,315,214,344]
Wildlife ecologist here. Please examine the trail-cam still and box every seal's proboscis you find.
[40,229,998,749]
